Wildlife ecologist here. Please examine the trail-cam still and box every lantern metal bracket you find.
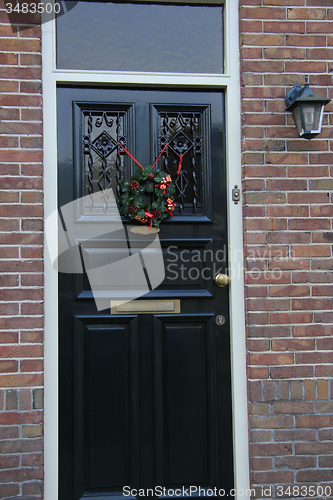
[285,83,303,109]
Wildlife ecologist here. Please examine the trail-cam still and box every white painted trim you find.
[42,13,59,500]
[224,4,251,498]
[43,1,250,498]
[54,70,230,87]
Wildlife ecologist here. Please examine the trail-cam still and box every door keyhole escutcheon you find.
[215,315,226,326]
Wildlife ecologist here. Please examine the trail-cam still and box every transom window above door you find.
[56,1,224,74]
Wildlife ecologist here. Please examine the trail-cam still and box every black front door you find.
[57,87,233,499]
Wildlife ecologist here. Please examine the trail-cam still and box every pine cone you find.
[151,209,161,219]
[129,180,139,190]
[148,173,156,181]
[129,203,138,213]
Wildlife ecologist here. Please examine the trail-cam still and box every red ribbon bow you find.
[144,211,154,228]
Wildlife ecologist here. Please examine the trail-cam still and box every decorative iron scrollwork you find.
[158,110,203,215]
[82,109,127,211]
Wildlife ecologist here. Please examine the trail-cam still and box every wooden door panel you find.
[58,87,233,500]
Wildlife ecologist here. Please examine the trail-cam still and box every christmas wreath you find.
[118,143,177,228]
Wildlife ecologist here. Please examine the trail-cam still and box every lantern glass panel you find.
[292,106,302,136]
[301,103,322,133]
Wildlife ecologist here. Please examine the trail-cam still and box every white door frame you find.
[43,1,250,498]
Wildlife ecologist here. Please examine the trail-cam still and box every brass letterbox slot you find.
[110,299,180,314]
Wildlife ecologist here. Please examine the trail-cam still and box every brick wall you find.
[0,4,43,499]
[240,0,333,496]
[1,0,333,498]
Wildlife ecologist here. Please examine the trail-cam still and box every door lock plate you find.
[232,185,240,204]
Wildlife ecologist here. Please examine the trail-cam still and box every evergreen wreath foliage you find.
[119,164,176,228]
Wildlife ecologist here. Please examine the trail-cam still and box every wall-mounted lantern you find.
[285,76,331,140]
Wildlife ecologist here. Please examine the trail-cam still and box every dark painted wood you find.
[58,87,233,499]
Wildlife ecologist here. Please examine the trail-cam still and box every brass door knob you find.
[215,274,231,287]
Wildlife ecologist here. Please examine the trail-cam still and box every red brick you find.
[22,481,43,496]
[292,245,331,258]
[286,34,326,46]
[307,21,333,33]
[0,466,43,481]
[244,218,287,230]
[271,402,314,414]
[21,219,43,232]
[275,430,316,443]
[312,232,333,243]
[288,166,329,177]
[243,113,285,126]
[0,150,42,162]
[0,332,18,343]
[286,60,327,72]
[272,339,315,351]
[21,360,43,372]
[319,456,333,468]
[244,192,286,204]
[242,33,285,46]
[242,6,286,19]
[249,367,270,379]
[240,20,262,32]
[311,205,333,217]
[316,365,333,376]
[245,167,286,180]
[288,7,326,20]
[251,443,292,457]
[293,324,332,337]
[21,453,43,467]
[246,286,268,297]
[0,316,43,329]
[0,455,20,468]
[249,381,262,402]
[288,192,329,204]
[264,47,305,59]
[269,285,309,297]
[275,456,316,471]
[270,312,312,324]
[289,218,331,230]
[312,259,333,271]
[0,485,19,498]
[297,470,333,482]
[247,296,289,310]
[315,401,333,413]
[246,272,291,285]
[248,325,290,338]
[296,415,333,429]
[287,139,329,151]
[251,457,273,471]
[310,152,333,164]
[20,108,42,122]
[292,297,333,310]
[20,136,43,149]
[249,353,294,366]
[264,21,305,33]
[250,403,270,416]
[268,258,310,271]
[270,366,314,379]
[317,338,333,350]
[252,470,293,484]
[0,360,18,373]
[250,415,294,429]
[20,332,43,344]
